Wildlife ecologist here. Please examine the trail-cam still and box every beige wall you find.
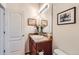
[53,3,79,54]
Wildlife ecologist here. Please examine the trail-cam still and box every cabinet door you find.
[37,40,52,55]
[29,38,37,55]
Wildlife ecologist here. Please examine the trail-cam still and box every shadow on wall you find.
[53,37,58,49]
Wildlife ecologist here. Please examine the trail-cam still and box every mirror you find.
[39,3,49,21]
[38,3,52,34]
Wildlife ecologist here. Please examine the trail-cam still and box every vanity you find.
[29,33,52,55]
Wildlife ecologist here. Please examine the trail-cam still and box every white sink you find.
[30,35,49,43]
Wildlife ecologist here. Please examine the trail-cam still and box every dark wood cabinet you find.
[29,34,52,55]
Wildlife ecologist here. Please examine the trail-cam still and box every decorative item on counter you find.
[47,33,52,39]
[35,20,48,35]
[36,25,43,35]
[41,20,48,27]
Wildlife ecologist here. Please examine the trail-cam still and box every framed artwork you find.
[57,7,76,25]
[41,20,48,27]
[28,18,36,26]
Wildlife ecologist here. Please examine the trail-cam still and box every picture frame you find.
[28,18,36,26]
[57,7,76,25]
[41,20,48,27]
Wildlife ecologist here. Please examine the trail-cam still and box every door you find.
[0,4,5,55]
[5,11,25,55]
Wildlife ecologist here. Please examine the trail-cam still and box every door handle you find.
[22,35,25,37]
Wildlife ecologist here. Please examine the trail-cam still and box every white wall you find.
[53,3,79,54]
[6,3,24,13]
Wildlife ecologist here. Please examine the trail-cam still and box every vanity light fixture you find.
[38,3,49,14]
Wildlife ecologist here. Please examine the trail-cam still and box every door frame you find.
[0,4,5,55]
